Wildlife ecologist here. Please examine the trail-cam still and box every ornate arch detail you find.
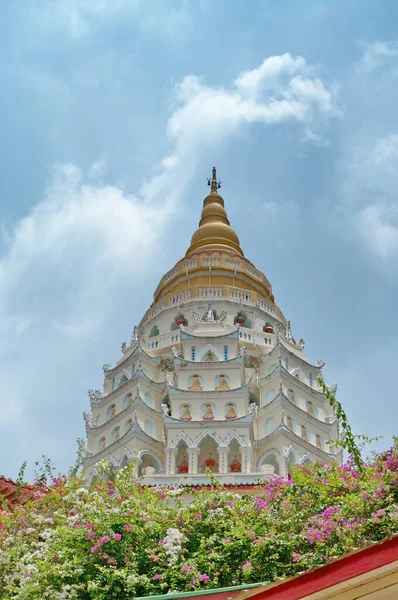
[299,451,316,465]
[170,431,193,449]
[116,369,130,387]
[257,447,280,469]
[222,430,246,448]
[108,447,132,468]
[285,443,301,463]
[192,428,223,448]
[199,344,222,362]
[137,449,163,470]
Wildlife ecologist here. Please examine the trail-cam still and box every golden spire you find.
[185,168,244,256]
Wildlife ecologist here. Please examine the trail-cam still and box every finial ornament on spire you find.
[207,166,222,192]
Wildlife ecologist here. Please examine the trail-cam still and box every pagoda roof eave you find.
[262,340,323,371]
[163,413,254,425]
[180,327,239,340]
[84,425,164,468]
[258,393,334,433]
[260,427,336,462]
[107,343,161,377]
[168,382,250,397]
[87,395,161,436]
[174,354,244,368]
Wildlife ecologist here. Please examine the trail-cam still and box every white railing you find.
[239,327,275,347]
[246,265,263,281]
[164,267,178,283]
[148,301,165,319]
[229,289,252,302]
[197,287,223,298]
[203,257,220,267]
[257,299,276,315]
[168,290,191,305]
[148,331,180,351]
[225,258,240,270]
[182,259,197,271]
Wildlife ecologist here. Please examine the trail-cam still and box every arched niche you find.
[198,434,218,473]
[201,403,216,421]
[106,404,116,421]
[123,393,133,409]
[176,439,189,473]
[144,419,156,438]
[258,452,279,475]
[268,363,278,375]
[139,451,163,477]
[144,392,155,408]
[98,437,106,452]
[117,374,128,388]
[264,416,275,436]
[149,325,159,338]
[265,389,277,405]
[111,427,120,443]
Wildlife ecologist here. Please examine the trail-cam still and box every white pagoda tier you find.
[83,168,340,484]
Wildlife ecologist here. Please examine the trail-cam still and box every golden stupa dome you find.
[185,167,243,256]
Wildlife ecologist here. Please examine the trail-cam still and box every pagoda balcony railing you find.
[143,286,285,326]
[145,326,275,352]
[153,255,273,299]
[147,331,181,351]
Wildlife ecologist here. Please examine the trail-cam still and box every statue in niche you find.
[205,302,215,322]
[301,425,308,442]
[202,404,215,421]
[287,416,293,431]
[204,350,215,362]
[99,438,106,452]
[307,402,314,417]
[316,434,322,449]
[188,375,203,391]
[225,403,237,420]
[180,404,192,421]
[126,393,133,407]
[288,389,296,405]
[215,375,230,391]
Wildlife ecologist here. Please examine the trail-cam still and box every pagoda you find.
[83,168,340,484]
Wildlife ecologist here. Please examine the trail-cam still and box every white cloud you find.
[169,54,336,146]
[357,41,398,73]
[337,134,398,266]
[29,0,194,41]
[356,204,398,259]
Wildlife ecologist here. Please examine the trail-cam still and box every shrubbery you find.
[1,441,398,599]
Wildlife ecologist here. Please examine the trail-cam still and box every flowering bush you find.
[2,441,398,599]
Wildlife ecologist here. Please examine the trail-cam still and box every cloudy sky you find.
[1,0,397,479]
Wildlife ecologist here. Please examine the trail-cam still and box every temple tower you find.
[83,169,340,484]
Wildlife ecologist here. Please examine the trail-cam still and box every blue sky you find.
[1,0,398,479]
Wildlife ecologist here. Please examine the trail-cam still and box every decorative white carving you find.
[164,372,174,386]
[298,338,305,350]
[316,359,326,368]
[283,444,293,458]
[83,411,96,429]
[249,403,257,416]
[328,383,338,395]
[77,437,88,458]
[171,346,180,359]
[88,389,102,402]
[205,302,215,322]
[161,403,170,416]
[102,363,113,374]
[239,345,246,357]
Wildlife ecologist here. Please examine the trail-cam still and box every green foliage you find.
[317,377,363,469]
[2,443,398,598]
